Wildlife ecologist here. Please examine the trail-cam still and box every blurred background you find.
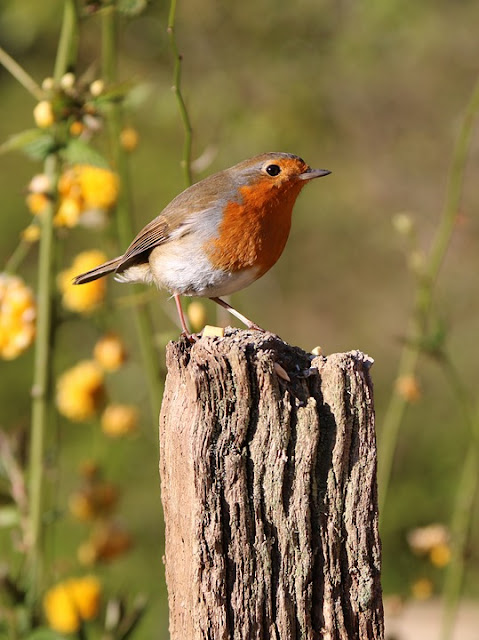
[1,0,478,637]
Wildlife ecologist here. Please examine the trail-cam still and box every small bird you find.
[74,152,330,337]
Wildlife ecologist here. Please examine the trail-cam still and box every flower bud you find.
[33,101,54,128]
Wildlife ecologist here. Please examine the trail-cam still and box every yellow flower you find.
[429,543,451,568]
[26,192,50,216]
[120,126,139,152]
[0,274,36,360]
[21,224,41,243]
[90,79,105,97]
[43,576,101,633]
[34,100,54,128]
[395,375,421,403]
[58,250,107,313]
[60,72,76,90]
[94,332,127,371]
[411,577,433,600]
[187,301,207,332]
[56,360,105,422]
[73,165,119,210]
[101,404,139,437]
[69,120,85,137]
[56,165,119,228]
[54,196,82,228]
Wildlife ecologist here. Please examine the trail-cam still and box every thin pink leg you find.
[210,297,265,332]
[174,294,192,339]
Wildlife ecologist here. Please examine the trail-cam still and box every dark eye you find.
[265,164,281,177]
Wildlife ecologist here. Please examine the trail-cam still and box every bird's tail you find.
[73,256,122,285]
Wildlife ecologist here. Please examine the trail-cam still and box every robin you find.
[74,152,330,337]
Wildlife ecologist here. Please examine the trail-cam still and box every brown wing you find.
[116,216,170,273]
[115,167,235,273]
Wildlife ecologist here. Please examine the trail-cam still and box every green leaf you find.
[0,129,48,155]
[94,81,134,105]
[23,134,57,161]
[62,139,109,168]
[117,0,148,16]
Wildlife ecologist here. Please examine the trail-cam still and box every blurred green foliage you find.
[1,0,478,636]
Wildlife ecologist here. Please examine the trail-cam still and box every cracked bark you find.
[159,329,384,640]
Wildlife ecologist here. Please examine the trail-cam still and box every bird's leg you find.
[210,297,265,332]
[174,294,194,341]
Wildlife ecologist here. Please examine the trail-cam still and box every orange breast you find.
[205,180,304,278]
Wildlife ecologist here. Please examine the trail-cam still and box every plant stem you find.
[101,6,162,419]
[440,442,478,640]
[438,353,479,640]
[167,0,193,187]
[27,0,79,608]
[378,77,479,515]
[53,0,79,83]
[4,240,32,275]
[0,46,43,100]
[27,154,58,605]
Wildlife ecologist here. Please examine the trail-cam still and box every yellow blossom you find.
[101,404,139,437]
[56,165,119,228]
[26,192,50,216]
[429,543,451,568]
[120,126,139,151]
[94,332,127,371]
[54,196,83,227]
[187,301,207,332]
[392,212,414,236]
[69,120,85,137]
[67,164,119,210]
[43,576,101,633]
[60,72,76,90]
[395,375,421,403]
[56,360,105,422]
[0,274,36,360]
[21,225,41,243]
[58,250,107,313]
[41,77,54,91]
[34,100,54,128]
[411,577,433,600]
[90,79,104,97]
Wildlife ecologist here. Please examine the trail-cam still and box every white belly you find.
[148,241,259,297]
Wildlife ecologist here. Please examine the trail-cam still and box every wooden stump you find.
[159,329,383,640]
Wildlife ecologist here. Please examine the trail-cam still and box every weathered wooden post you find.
[159,329,383,640]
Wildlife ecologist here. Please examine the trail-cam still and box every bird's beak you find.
[298,168,331,181]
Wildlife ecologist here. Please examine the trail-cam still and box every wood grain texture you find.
[159,329,383,640]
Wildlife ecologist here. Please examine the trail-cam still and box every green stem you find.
[378,77,479,515]
[4,240,32,275]
[27,154,58,606]
[53,0,79,83]
[438,354,479,640]
[0,46,42,99]
[27,0,79,609]
[440,442,478,640]
[167,0,193,187]
[101,6,162,419]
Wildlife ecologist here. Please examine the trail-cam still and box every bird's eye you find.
[265,164,281,177]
